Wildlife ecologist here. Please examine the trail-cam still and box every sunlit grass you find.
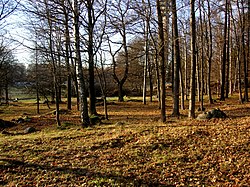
[1,117,249,185]
[0,94,250,185]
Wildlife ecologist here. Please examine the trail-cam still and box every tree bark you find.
[220,0,228,101]
[63,0,72,110]
[180,68,185,110]
[206,0,213,104]
[87,0,97,115]
[5,81,8,105]
[142,0,149,105]
[73,0,90,127]
[239,1,248,102]
[188,0,196,118]
[35,45,40,114]
[44,0,61,127]
[225,1,231,98]
[199,0,204,111]
[171,0,180,117]
[184,37,188,100]
[95,54,108,120]
[157,0,166,122]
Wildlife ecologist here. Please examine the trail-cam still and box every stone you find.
[90,115,101,125]
[210,108,227,118]
[197,108,228,120]
[17,118,25,123]
[196,112,212,120]
[0,119,15,129]
[24,127,36,134]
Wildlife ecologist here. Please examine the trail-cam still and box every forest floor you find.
[0,96,249,186]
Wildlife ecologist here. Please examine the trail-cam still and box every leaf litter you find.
[0,99,249,186]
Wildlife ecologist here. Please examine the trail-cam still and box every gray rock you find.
[24,127,36,134]
[17,118,25,123]
[210,108,227,118]
[197,112,212,120]
[0,119,15,128]
[197,108,228,120]
[89,115,101,125]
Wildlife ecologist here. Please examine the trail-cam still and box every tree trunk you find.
[118,83,124,102]
[69,45,79,111]
[35,45,39,114]
[103,96,108,120]
[74,0,90,127]
[184,37,188,100]
[241,3,248,102]
[44,0,61,127]
[57,52,62,103]
[142,28,148,104]
[154,55,161,109]
[171,0,180,117]
[95,54,108,120]
[5,82,8,105]
[196,50,200,102]
[248,0,250,100]
[237,55,243,103]
[188,0,196,118]
[180,68,185,110]
[229,5,233,95]
[87,0,97,115]
[199,0,204,111]
[225,2,231,98]
[220,0,228,101]
[157,0,166,122]
[206,0,213,104]
[142,0,149,105]
[63,1,72,110]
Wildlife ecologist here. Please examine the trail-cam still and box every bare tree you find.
[171,0,180,117]
[198,0,205,111]
[62,0,72,110]
[0,44,17,104]
[95,52,108,119]
[220,0,228,101]
[0,0,19,25]
[142,0,150,105]
[236,0,248,102]
[205,0,213,104]
[44,0,61,126]
[73,0,90,127]
[107,0,138,102]
[83,0,107,115]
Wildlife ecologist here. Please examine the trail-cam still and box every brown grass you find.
[0,96,249,186]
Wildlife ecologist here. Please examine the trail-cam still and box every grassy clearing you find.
[0,96,250,186]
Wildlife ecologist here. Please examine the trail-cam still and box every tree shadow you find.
[0,158,161,186]
[225,107,250,118]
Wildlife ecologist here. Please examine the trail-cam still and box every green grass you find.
[8,86,35,100]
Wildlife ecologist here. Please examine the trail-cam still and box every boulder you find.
[17,118,25,124]
[0,119,15,129]
[24,127,36,134]
[197,108,227,120]
[196,112,212,120]
[210,108,227,118]
[89,115,101,125]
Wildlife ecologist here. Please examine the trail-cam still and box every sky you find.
[3,10,33,67]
